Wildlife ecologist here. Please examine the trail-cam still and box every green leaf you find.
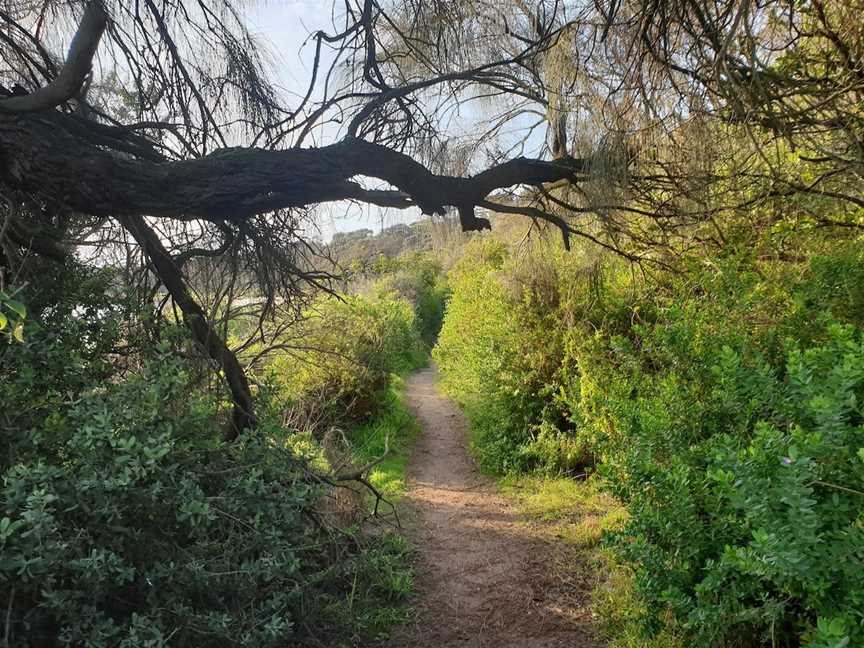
[0,517,23,541]
[4,299,26,319]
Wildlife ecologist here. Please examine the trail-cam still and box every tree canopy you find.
[2,0,862,432]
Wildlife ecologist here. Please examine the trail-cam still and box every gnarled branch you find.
[0,2,107,113]
[0,114,589,226]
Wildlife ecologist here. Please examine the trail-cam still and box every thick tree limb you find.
[0,0,589,236]
[0,3,107,113]
[0,113,589,227]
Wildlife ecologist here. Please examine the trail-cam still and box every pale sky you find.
[244,1,426,241]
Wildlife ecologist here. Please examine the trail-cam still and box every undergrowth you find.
[339,375,422,638]
[0,252,442,647]
[436,235,864,646]
[351,375,421,498]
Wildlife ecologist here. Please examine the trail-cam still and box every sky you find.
[243,1,426,241]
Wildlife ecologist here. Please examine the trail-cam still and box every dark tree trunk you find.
[121,215,255,440]
[0,113,588,230]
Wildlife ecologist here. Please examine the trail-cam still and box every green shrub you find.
[433,239,530,471]
[270,292,426,419]
[588,318,864,646]
[268,251,448,417]
[0,265,415,647]
[435,238,864,646]
[573,254,864,646]
[367,252,448,347]
[434,238,616,474]
[1,264,124,468]
[2,348,355,646]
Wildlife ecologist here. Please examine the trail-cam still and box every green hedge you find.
[435,239,864,646]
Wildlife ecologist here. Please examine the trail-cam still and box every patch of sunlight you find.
[368,456,408,497]
[351,374,420,502]
[501,475,623,522]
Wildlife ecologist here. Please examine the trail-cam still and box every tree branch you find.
[0,114,589,228]
[120,214,257,439]
[0,2,107,113]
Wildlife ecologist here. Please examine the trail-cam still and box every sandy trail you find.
[387,366,596,648]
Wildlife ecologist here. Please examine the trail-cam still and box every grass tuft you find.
[500,474,682,647]
[501,475,626,548]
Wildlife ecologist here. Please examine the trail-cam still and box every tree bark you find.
[0,112,588,232]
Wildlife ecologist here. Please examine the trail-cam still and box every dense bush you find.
[435,238,864,647]
[434,238,620,473]
[370,253,448,348]
[270,292,425,418]
[1,264,125,468]
[0,266,415,647]
[433,240,528,471]
[272,253,445,419]
[580,284,864,647]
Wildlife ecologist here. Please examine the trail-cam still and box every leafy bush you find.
[1,264,125,469]
[366,252,448,347]
[270,291,426,419]
[586,318,864,646]
[434,238,612,473]
[0,265,414,647]
[1,329,420,647]
[435,238,864,646]
[270,254,445,421]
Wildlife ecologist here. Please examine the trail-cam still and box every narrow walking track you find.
[388,367,596,648]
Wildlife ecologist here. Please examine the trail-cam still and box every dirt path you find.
[387,367,596,648]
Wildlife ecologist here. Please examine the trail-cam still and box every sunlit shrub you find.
[436,238,864,646]
[434,238,619,473]
[270,292,426,419]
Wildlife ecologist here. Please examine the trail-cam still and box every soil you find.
[387,366,598,648]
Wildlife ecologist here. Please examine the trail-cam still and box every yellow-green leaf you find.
[0,311,6,331]
[12,324,24,343]
[5,299,26,319]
